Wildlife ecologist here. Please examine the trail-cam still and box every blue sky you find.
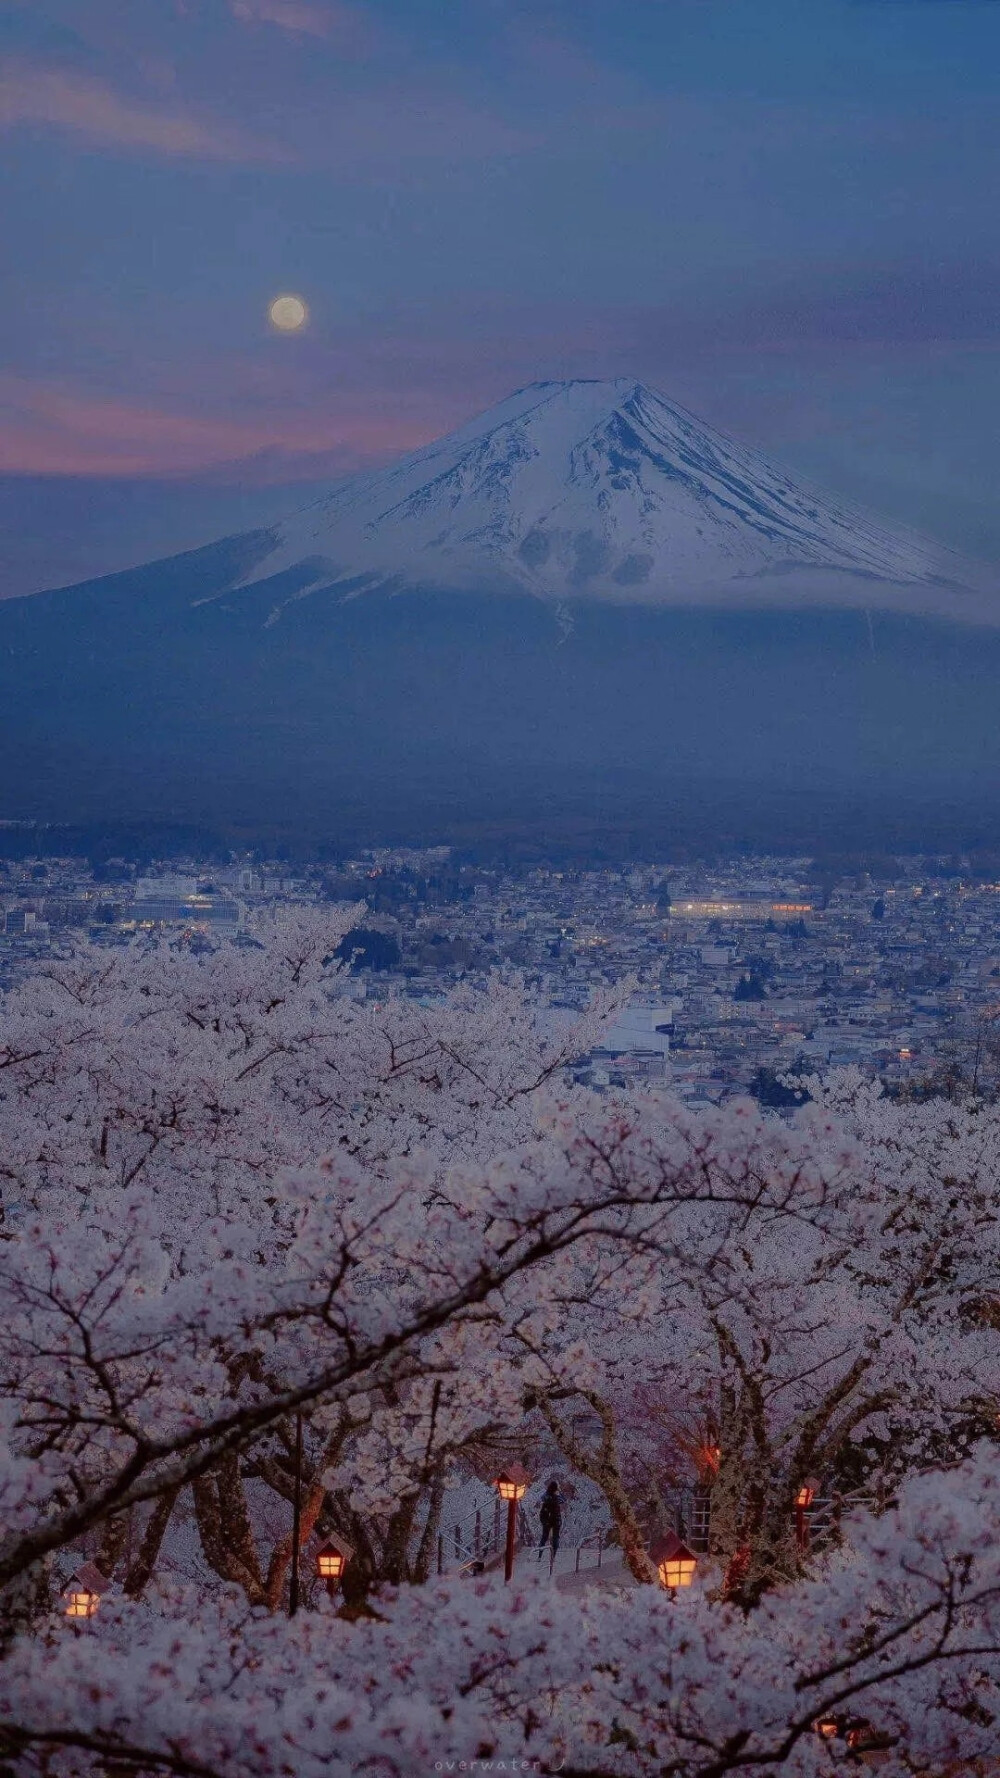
[3,0,1000,591]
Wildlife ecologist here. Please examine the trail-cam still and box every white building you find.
[600,1002,675,1057]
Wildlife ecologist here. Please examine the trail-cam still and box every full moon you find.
[268,294,308,333]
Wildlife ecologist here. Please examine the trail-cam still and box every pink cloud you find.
[0,52,525,177]
[0,376,443,479]
[9,274,971,485]
[0,61,290,161]
[228,0,369,43]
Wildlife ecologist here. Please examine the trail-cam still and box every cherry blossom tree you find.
[0,918,628,1601]
[2,929,1000,1771]
[0,909,623,1224]
[510,1088,1000,1601]
[4,1451,1000,1775]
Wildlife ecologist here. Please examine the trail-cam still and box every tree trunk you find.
[97,1512,129,1580]
[192,1462,266,1605]
[124,1488,179,1597]
[538,1391,657,1584]
[382,1495,420,1586]
[732,1487,800,1607]
[263,1478,326,1612]
[413,1470,446,1584]
[260,1416,354,1610]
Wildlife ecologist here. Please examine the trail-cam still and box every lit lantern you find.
[494,1463,530,1502]
[814,1718,838,1740]
[795,1475,821,1550]
[845,1724,878,1751]
[63,1561,108,1620]
[65,1588,100,1619]
[314,1536,352,1594]
[494,1462,531,1582]
[649,1531,697,1590]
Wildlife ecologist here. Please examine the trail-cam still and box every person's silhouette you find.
[538,1480,563,1573]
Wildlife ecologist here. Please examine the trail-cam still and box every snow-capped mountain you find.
[3,375,1000,849]
[248,378,993,619]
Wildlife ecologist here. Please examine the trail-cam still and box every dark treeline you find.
[6,812,1000,880]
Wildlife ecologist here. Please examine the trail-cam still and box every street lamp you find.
[289,1409,304,1618]
[795,1476,820,1551]
[649,1531,697,1591]
[315,1536,353,1598]
[63,1562,108,1620]
[494,1463,531,1584]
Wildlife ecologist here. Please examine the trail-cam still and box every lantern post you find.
[795,1476,820,1552]
[649,1531,697,1592]
[289,1408,304,1618]
[314,1536,353,1599]
[494,1464,531,1584]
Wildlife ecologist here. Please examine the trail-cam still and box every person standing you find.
[538,1480,563,1571]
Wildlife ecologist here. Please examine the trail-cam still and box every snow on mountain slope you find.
[246,379,996,619]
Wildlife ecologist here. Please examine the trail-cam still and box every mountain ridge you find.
[2,378,1000,849]
[234,377,997,624]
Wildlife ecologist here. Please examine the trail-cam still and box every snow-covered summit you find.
[253,378,994,617]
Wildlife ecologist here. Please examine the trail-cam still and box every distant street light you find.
[649,1531,697,1591]
[495,1464,531,1583]
[315,1537,353,1598]
[64,1562,109,1620]
[795,1476,820,1551]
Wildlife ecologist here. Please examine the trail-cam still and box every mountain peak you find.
[426,375,651,449]
[250,378,996,620]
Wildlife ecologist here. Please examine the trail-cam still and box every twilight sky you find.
[3,0,1000,594]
